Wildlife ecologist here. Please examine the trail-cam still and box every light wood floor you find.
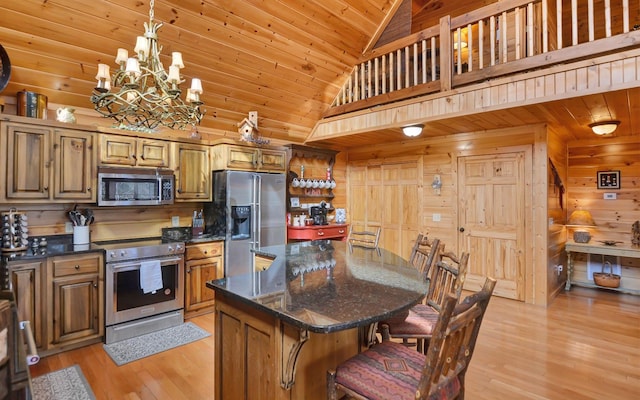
[30,287,640,399]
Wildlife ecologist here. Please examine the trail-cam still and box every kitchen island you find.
[206,240,427,400]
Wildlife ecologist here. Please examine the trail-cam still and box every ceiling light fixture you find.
[589,121,619,135]
[402,124,424,137]
[91,0,204,131]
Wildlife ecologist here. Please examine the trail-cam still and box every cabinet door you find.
[48,253,104,348]
[137,138,170,167]
[53,129,96,201]
[4,123,51,200]
[8,261,44,348]
[99,134,137,166]
[185,256,222,315]
[52,275,101,344]
[173,143,211,201]
[226,145,259,170]
[259,149,286,172]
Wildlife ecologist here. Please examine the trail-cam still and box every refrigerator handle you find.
[254,174,262,248]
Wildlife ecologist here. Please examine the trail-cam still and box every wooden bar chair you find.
[380,234,443,351]
[347,225,381,252]
[327,277,496,400]
[379,249,469,354]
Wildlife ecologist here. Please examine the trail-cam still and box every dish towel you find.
[140,260,163,294]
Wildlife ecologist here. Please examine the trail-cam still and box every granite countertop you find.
[206,240,427,333]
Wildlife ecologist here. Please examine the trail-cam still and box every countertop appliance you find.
[95,238,185,344]
[97,166,174,206]
[310,205,328,225]
[205,171,286,277]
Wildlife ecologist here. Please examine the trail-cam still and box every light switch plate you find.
[432,213,441,222]
[65,222,74,233]
[171,216,180,227]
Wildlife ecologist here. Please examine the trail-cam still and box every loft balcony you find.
[310,0,640,145]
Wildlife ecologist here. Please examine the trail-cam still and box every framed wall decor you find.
[597,170,620,189]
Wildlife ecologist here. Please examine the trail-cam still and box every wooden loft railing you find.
[327,0,640,118]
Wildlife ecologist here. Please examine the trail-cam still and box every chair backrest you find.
[416,277,497,400]
[347,225,381,250]
[409,234,443,278]
[425,250,469,312]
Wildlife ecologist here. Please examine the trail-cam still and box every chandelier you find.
[91,0,204,131]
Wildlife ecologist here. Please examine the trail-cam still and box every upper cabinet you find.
[0,121,96,203]
[211,144,286,172]
[171,142,211,201]
[99,134,169,168]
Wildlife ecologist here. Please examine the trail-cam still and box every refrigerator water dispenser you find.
[231,206,251,239]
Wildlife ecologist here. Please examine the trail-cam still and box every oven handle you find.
[20,320,40,365]
[108,256,184,270]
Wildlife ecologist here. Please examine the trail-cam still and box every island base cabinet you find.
[214,293,359,400]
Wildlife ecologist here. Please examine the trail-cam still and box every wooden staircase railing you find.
[327,0,639,118]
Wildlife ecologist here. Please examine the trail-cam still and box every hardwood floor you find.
[30,287,640,399]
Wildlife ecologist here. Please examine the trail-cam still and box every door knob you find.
[459,227,465,232]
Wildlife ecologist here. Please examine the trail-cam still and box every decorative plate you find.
[0,44,11,93]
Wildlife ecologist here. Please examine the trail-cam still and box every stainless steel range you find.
[95,238,185,344]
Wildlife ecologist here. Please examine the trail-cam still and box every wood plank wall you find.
[547,125,568,299]
[345,124,550,304]
[567,135,640,291]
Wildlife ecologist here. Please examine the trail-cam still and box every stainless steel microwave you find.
[97,167,174,206]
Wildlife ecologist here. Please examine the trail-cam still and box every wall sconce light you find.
[567,209,596,243]
[589,121,619,135]
[431,174,442,195]
[402,124,423,137]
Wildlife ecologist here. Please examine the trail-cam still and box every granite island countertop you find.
[206,240,427,333]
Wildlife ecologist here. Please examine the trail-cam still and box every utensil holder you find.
[73,226,90,245]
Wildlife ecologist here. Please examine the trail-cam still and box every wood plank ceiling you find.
[0,0,637,148]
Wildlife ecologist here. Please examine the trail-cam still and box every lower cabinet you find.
[49,253,103,348]
[185,241,224,318]
[7,252,104,356]
[7,260,44,348]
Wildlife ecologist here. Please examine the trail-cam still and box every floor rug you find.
[32,364,96,400]
[103,322,211,366]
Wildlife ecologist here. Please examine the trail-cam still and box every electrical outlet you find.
[171,216,180,227]
[603,193,616,200]
[65,222,73,233]
[432,213,441,222]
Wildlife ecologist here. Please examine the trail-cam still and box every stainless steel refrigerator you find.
[207,170,286,277]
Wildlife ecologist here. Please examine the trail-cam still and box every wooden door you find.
[457,150,527,300]
[8,261,43,348]
[348,158,421,258]
[99,134,137,166]
[185,257,220,316]
[136,138,169,167]
[173,143,211,201]
[52,275,100,344]
[258,149,286,172]
[53,129,96,201]
[5,123,51,200]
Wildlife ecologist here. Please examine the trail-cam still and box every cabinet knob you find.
[93,283,98,288]
[87,187,91,191]
[187,269,191,273]
[317,231,324,236]
[132,155,137,159]
[204,250,208,254]
[75,265,80,270]
[338,230,345,234]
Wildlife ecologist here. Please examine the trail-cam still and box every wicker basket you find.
[593,261,621,288]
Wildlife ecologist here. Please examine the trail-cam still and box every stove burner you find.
[94,237,184,263]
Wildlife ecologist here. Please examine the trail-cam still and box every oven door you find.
[105,256,184,326]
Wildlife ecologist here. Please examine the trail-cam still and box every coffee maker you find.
[310,205,328,225]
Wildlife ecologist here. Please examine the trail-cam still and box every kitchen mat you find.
[103,322,210,366]
[32,364,96,400]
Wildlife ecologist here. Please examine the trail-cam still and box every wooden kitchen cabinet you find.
[287,224,348,241]
[0,121,96,202]
[7,260,44,349]
[185,241,224,318]
[211,144,286,172]
[172,142,211,201]
[99,134,170,168]
[47,252,104,353]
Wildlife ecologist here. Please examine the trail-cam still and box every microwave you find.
[98,167,175,206]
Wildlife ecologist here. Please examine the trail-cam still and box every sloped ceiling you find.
[1,0,637,148]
